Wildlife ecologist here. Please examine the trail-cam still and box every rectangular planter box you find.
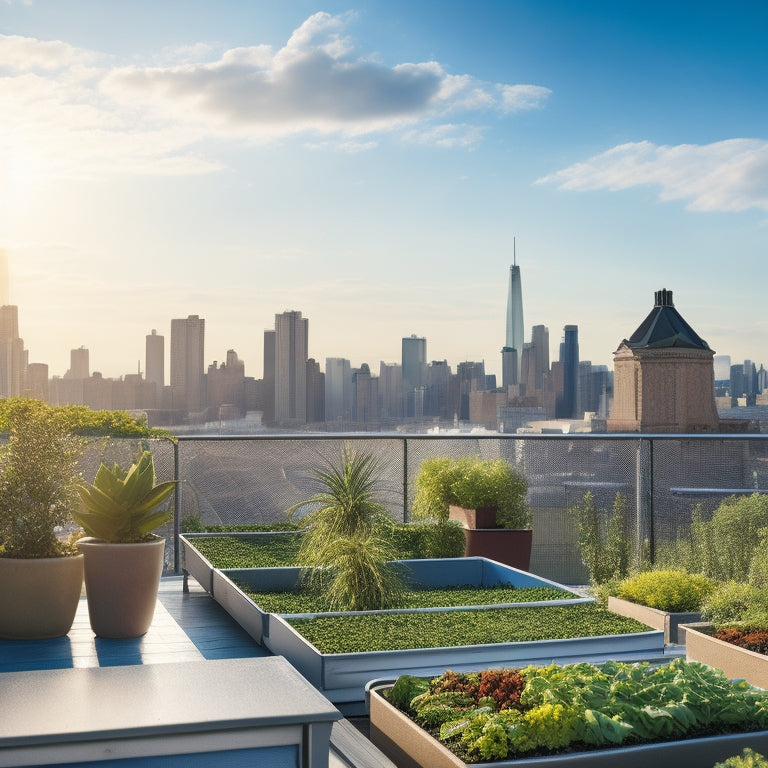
[686,624,768,689]
[212,557,593,645]
[264,615,663,709]
[607,596,702,644]
[180,531,300,596]
[367,681,768,768]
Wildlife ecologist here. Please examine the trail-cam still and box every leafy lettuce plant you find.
[73,450,175,543]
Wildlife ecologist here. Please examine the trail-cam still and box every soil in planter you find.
[715,627,768,654]
[238,584,577,614]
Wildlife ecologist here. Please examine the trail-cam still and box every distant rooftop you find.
[623,289,711,351]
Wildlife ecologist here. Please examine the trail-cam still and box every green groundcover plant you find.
[239,584,575,614]
[287,603,649,654]
[186,520,466,569]
[385,658,768,763]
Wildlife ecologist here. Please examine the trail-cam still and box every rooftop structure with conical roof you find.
[607,289,720,433]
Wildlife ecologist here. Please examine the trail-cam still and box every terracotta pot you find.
[448,504,497,529]
[78,536,165,638]
[0,555,83,639]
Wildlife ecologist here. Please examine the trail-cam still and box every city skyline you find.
[2,2,767,379]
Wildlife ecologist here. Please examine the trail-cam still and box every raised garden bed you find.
[607,595,702,644]
[686,623,768,690]
[210,557,590,644]
[264,603,661,709]
[368,660,768,767]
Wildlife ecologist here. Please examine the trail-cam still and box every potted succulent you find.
[0,400,85,639]
[412,457,532,569]
[74,449,175,638]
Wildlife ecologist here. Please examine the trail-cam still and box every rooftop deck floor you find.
[0,577,395,768]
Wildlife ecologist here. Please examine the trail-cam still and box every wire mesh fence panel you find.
[176,436,406,528]
[100,433,768,582]
[650,437,768,567]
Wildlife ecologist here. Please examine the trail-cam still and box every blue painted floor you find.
[0,577,269,673]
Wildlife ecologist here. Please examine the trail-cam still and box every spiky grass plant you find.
[289,447,404,611]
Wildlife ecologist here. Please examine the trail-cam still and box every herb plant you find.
[0,399,85,559]
[412,456,529,529]
[569,491,629,584]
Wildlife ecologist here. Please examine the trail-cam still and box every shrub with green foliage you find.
[384,518,466,559]
[412,456,530,529]
[702,581,768,627]
[0,400,84,558]
[569,491,629,585]
[715,749,768,768]
[657,495,768,581]
[0,398,172,439]
[613,569,715,612]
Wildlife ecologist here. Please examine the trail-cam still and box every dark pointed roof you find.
[623,289,711,350]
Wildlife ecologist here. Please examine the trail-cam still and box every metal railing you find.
[103,433,768,585]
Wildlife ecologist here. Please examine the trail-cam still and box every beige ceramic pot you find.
[0,554,84,639]
[78,536,165,638]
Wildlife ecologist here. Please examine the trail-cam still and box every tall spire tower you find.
[505,239,524,378]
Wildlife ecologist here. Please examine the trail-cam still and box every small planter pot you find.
[367,681,768,768]
[0,555,83,640]
[449,506,533,570]
[686,624,768,689]
[607,596,701,645]
[78,536,165,638]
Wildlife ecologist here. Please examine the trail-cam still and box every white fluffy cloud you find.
[1,12,550,180]
[538,139,768,213]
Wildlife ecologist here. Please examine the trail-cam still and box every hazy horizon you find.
[3,1,767,380]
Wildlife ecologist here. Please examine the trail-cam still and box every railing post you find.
[403,438,409,523]
[173,439,182,575]
[636,438,654,566]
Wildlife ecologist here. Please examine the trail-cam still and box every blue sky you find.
[2,0,767,380]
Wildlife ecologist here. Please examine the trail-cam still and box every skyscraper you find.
[505,255,524,379]
[274,310,308,424]
[170,315,205,413]
[325,357,352,425]
[402,334,426,417]
[0,305,24,397]
[145,329,164,392]
[557,325,579,419]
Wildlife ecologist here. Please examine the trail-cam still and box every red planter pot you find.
[448,505,533,570]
